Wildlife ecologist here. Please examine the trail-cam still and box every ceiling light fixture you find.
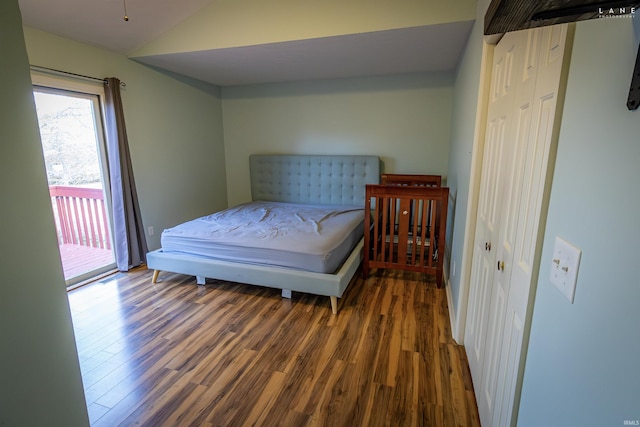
[123,0,129,21]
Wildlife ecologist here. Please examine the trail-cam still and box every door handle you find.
[485,242,492,251]
[497,260,505,272]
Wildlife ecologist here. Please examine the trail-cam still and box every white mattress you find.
[160,201,364,274]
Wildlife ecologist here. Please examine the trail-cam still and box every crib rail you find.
[381,173,442,187]
[363,183,448,287]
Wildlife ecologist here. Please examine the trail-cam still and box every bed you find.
[147,154,380,313]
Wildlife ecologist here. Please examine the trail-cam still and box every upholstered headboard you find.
[249,154,380,206]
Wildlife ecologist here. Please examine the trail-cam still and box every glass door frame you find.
[31,72,117,287]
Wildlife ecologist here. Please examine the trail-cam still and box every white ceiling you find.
[19,0,215,53]
[18,0,475,86]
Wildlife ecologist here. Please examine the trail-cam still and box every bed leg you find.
[196,275,206,285]
[151,270,160,283]
[282,289,292,299]
[330,296,338,314]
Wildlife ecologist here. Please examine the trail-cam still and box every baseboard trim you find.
[445,277,459,344]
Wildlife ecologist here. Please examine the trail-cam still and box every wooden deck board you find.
[59,243,114,280]
[67,267,480,426]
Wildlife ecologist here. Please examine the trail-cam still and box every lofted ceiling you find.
[18,0,476,87]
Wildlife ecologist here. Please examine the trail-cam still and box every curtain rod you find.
[30,65,126,87]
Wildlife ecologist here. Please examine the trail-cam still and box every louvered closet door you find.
[465,24,571,427]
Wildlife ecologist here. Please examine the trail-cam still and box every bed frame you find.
[147,154,380,314]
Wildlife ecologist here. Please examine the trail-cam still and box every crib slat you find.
[397,198,410,266]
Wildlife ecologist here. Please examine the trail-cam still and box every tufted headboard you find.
[249,154,380,207]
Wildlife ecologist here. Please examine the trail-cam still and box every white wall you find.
[0,1,89,425]
[221,73,453,206]
[23,28,228,250]
[446,0,491,337]
[518,17,640,425]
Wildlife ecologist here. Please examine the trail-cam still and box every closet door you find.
[464,30,522,416]
[493,24,570,426]
[465,24,571,427]
[485,27,543,426]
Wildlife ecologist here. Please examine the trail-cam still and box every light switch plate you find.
[550,236,581,303]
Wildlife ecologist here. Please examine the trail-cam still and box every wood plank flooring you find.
[68,267,480,426]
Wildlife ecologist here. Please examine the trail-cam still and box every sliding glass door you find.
[32,77,116,286]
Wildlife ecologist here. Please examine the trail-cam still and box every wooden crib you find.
[363,174,448,287]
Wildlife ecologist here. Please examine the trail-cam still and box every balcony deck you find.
[50,184,115,282]
[59,243,114,281]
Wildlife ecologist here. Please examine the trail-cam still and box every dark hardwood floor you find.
[68,266,480,426]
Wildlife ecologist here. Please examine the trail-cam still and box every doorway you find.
[33,81,116,286]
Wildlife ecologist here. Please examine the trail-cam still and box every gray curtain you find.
[103,77,148,271]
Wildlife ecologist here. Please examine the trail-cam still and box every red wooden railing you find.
[49,185,111,250]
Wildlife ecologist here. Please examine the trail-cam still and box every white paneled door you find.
[465,32,520,419]
[465,25,571,427]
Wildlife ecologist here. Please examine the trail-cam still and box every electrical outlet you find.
[549,236,581,303]
[147,226,154,236]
